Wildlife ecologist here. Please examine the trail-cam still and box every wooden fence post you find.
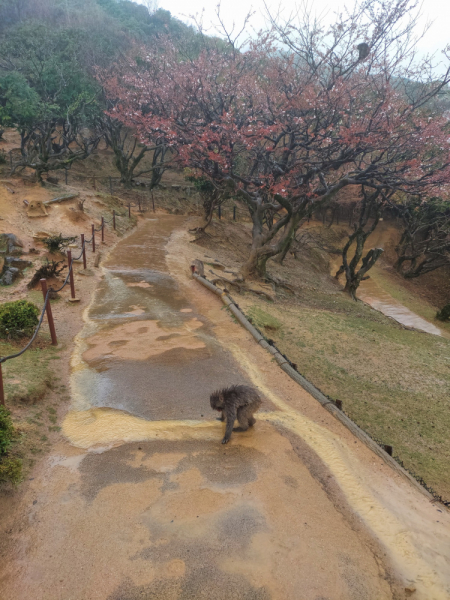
[113,210,116,230]
[233,206,236,221]
[101,216,105,242]
[40,279,57,346]
[81,234,87,269]
[0,363,5,407]
[92,224,95,253]
[67,251,76,299]
[128,203,131,218]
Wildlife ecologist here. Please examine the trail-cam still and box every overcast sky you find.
[149,0,449,59]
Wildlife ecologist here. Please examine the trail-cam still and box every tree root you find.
[263,274,296,294]
[210,275,275,302]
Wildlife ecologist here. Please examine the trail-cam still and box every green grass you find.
[244,299,450,500]
[0,337,59,404]
[247,306,282,332]
[0,332,62,483]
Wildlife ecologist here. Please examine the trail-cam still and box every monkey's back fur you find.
[210,385,262,444]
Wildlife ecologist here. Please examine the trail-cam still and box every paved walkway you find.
[1,216,449,600]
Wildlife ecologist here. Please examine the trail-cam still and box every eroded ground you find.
[1,216,449,600]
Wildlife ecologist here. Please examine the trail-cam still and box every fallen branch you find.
[44,193,79,206]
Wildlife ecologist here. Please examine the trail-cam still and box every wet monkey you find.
[210,385,262,444]
[357,43,370,61]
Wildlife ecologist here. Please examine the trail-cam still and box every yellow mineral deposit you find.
[62,408,220,449]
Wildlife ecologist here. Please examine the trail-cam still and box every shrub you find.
[0,407,23,485]
[0,457,23,485]
[0,406,15,454]
[43,234,77,254]
[436,303,450,322]
[0,299,39,339]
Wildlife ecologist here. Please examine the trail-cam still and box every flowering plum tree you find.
[108,0,450,279]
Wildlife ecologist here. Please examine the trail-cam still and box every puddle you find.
[69,217,255,421]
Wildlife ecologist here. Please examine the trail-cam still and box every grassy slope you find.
[195,219,450,501]
[0,331,66,478]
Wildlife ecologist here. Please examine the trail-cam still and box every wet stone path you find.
[73,216,255,420]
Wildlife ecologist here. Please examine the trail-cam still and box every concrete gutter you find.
[193,272,434,501]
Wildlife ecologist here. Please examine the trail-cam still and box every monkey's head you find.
[210,390,224,411]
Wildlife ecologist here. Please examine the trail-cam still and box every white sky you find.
[149,0,450,59]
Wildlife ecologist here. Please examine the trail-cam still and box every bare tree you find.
[100,115,170,189]
[394,197,450,277]
[13,115,100,183]
[335,188,393,298]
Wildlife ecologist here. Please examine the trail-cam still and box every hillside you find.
[181,216,450,501]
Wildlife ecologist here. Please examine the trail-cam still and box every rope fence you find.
[0,205,134,406]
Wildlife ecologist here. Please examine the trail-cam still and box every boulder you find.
[5,257,32,271]
[0,267,19,286]
[0,233,24,256]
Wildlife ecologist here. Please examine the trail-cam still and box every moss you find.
[247,306,282,332]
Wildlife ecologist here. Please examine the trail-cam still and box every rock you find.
[0,233,24,256]
[46,175,59,185]
[27,200,48,217]
[405,585,416,595]
[0,267,20,285]
[5,257,32,271]
[33,231,51,241]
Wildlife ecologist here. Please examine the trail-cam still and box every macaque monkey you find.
[191,259,205,276]
[357,43,370,61]
[210,385,262,444]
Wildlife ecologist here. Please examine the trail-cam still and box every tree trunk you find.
[240,209,301,278]
[343,247,384,300]
[36,168,45,185]
[274,227,296,265]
